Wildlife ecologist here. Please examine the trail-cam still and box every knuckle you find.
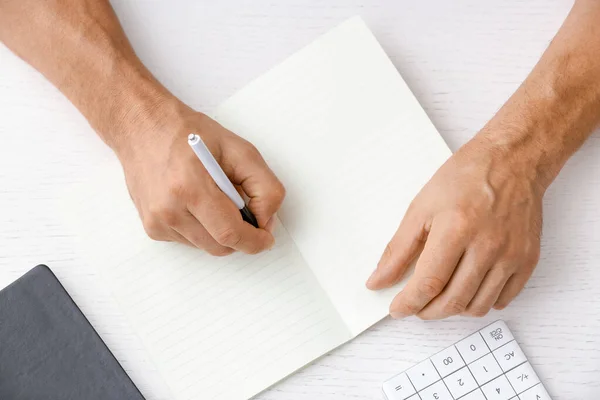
[450,211,471,235]
[417,276,446,299]
[143,220,163,241]
[214,227,242,247]
[239,142,261,159]
[442,298,468,315]
[167,179,186,198]
[505,238,540,267]
[262,181,286,209]
[270,181,286,203]
[406,198,420,214]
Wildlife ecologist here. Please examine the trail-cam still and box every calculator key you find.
[405,396,420,400]
[431,346,465,377]
[481,375,516,400]
[419,380,453,400]
[460,389,487,400]
[382,372,416,400]
[406,359,440,391]
[470,353,503,385]
[506,362,540,394]
[492,340,527,372]
[443,366,478,398]
[481,320,514,351]
[456,332,489,364]
[519,383,552,400]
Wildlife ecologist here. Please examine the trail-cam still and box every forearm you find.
[478,0,600,189]
[0,0,176,152]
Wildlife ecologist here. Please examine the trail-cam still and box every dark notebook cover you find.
[0,265,145,400]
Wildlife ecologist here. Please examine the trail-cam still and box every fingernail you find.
[379,244,392,267]
[390,311,408,319]
[367,246,392,288]
[366,268,379,287]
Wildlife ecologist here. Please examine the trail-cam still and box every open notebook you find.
[67,17,451,400]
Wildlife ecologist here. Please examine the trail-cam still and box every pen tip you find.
[188,133,196,140]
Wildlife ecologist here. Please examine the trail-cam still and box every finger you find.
[225,143,285,227]
[189,185,275,254]
[142,218,172,242]
[462,266,512,317]
[367,208,426,290]
[389,215,467,319]
[493,270,532,310]
[172,213,234,256]
[417,245,493,320]
[169,228,195,247]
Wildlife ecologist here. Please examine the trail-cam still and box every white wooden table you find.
[0,1,598,399]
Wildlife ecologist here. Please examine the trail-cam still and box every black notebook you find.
[0,265,145,400]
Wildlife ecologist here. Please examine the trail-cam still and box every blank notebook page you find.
[215,17,451,336]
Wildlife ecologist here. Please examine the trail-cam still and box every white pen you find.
[187,133,259,228]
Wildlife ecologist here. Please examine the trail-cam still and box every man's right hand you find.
[114,101,285,256]
[0,0,285,257]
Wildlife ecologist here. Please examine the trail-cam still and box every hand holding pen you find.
[117,109,285,256]
[188,133,259,229]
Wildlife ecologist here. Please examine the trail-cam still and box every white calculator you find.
[382,320,551,400]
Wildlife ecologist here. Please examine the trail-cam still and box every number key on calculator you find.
[382,321,552,400]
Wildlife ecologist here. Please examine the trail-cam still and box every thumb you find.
[367,209,427,290]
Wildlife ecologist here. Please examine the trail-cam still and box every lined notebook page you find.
[69,166,350,400]
[214,17,452,336]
